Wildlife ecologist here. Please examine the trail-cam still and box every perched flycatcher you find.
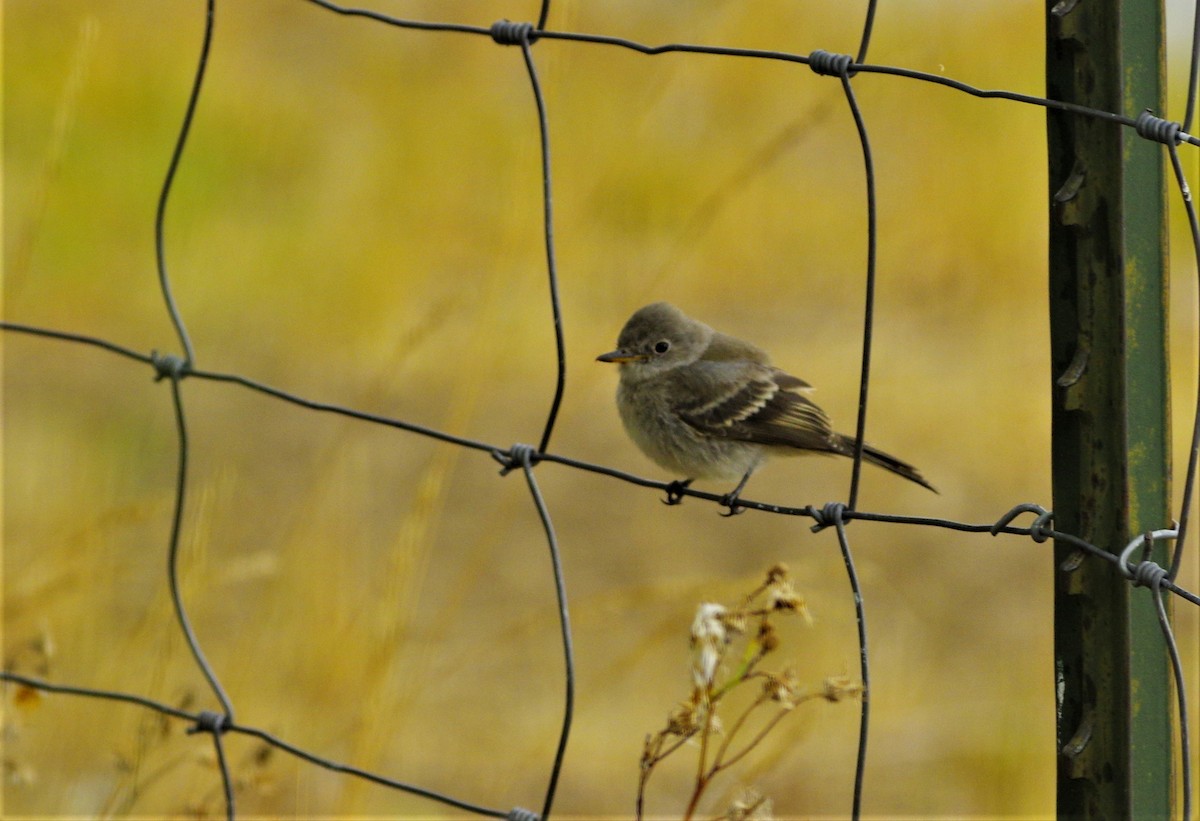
[597,302,935,502]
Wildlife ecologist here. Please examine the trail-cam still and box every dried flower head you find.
[724,787,774,820]
[762,668,802,708]
[718,608,749,637]
[821,674,864,703]
[666,699,702,737]
[691,603,728,689]
[765,575,813,626]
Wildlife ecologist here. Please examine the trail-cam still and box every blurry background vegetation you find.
[3,0,1197,817]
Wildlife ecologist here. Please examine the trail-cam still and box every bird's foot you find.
[718,470,753,516]
[719,491,745,517]
[662,479,693,506]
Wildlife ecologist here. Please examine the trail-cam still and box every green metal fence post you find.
[1046,0,1174,817]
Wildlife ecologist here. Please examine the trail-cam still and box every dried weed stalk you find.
[636,564,861,820]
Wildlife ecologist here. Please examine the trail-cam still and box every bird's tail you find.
[836,435,938,493]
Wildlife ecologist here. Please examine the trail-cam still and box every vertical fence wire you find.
[1167,134,1200,580]
[152,0,212,367]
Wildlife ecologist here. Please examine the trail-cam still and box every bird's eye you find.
[653,340,671,354]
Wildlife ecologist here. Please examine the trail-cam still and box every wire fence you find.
[3,0,1199,818]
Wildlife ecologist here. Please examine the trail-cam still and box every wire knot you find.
[1129,560,1168,590]
[808,49,854,78]
[187,709,230,736]
[1134,110,1182,145]
[151,350,190,382]
[1117,526,1178,581]
[490,19,537,46]
[506,809,540,821]
[809,501,848,533]
[492,443,540,475]
[990,502,1054,542]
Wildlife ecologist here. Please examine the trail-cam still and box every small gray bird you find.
[597,302,935,506]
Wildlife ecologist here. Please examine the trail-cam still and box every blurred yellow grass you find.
[4,0,1198,818]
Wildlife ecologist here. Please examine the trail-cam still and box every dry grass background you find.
[3,0,1198,817]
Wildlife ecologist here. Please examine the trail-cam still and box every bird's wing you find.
[702,336,813,389]
[770,367,812,391]
[675,362,836,451]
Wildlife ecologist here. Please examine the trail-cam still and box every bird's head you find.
[596,302,712,380]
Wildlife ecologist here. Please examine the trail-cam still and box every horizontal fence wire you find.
[2,0,1199,818]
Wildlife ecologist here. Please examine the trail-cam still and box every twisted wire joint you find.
[990,502,1054,542]
[1134,110,1182,145]
[1130,560,1169,590]
[809,501,848,533]
[808,49,854,78]
[151,350,190,382]
[490,19,538,46]
[1118,526,1178,580]
[492,443,540,476]
[188,709,231,736]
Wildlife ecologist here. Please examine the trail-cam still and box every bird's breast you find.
[615,380,761,481]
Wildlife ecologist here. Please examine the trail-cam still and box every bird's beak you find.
[596,349,643,364]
